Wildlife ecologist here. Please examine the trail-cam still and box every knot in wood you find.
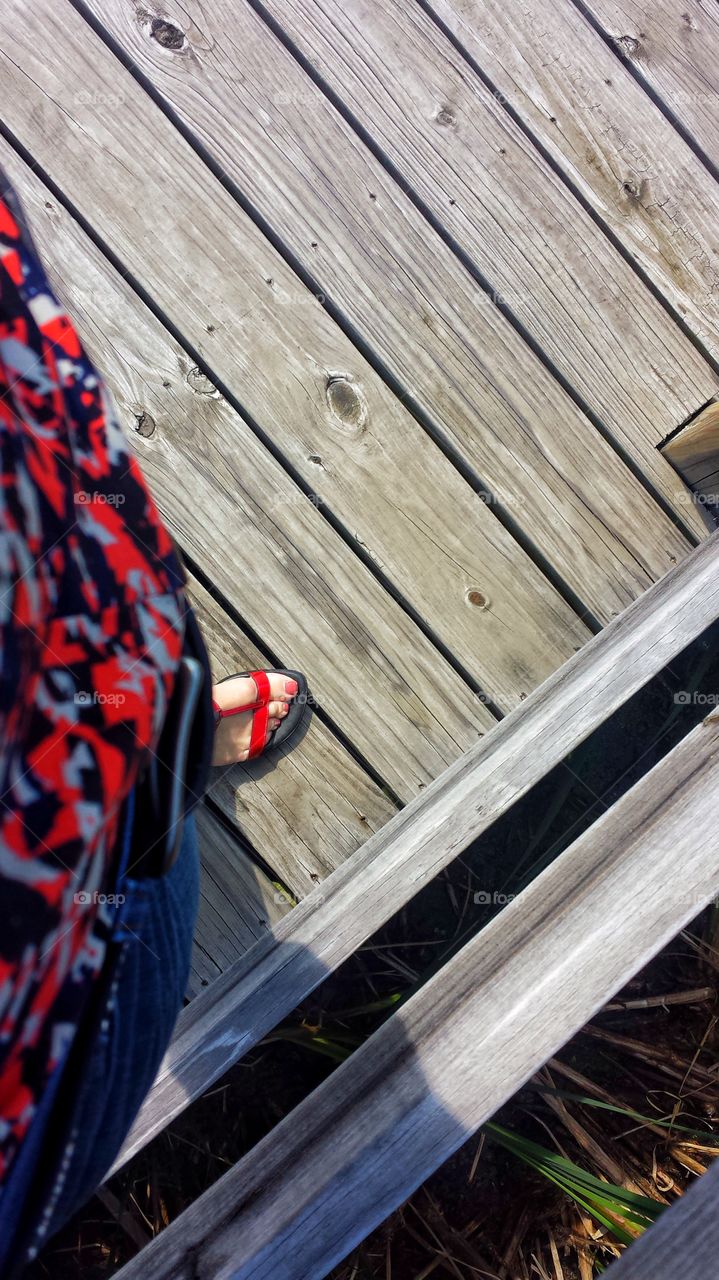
[150,17,186,50]
[186,365,219,397]
[325,376,366,434]
[435,105,457,128]
[617,33,640,54]
[134,409,156,438]
[466,588,490,610]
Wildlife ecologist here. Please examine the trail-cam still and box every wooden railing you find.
[112,532,719,1277]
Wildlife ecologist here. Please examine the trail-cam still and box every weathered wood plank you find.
[111,710,719,1280]
[604,1157,719,1278]
[661,401,719,523]
[232,0,712,537]
[111,530,719,1175]
[189,805,290,999]
[425,0,719,361]
[186,573,398,894]
[584,0,719,171]
[1,138,498,802]
[81,0,704,591]
[0,1,595,705]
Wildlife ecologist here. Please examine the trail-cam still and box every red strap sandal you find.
[212,668,310,762]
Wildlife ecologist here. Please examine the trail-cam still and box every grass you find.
[325,938,719,1278]
[262,920,719,1276]
[483,1126,663,1246]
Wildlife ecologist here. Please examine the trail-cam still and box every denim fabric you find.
[0,1038,69,1275]
[1,809,199,1275]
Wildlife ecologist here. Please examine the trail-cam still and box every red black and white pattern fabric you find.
[0,178,188,1185]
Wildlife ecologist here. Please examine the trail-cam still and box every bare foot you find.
[212,673,298,766]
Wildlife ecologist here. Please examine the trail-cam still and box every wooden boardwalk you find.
[2,0,719,1271]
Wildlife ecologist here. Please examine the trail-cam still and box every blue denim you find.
[0,806,199,1275]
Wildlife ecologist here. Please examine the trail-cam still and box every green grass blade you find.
[536,1087,719,1143]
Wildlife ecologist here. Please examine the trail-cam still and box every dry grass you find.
[327,928,719,1280]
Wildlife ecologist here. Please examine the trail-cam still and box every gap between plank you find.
[660,394,718,448]
[202,795,295,902]
[0,120,510,723]
[65,0,623,625]
[186,551,407,812]
[570,0,719,190]
[410,0,719,432]
[234,0,710,549]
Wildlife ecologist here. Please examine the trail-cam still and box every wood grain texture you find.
[1,139,499,803]
[425,0,719,362]
[110,530,719,1175]
[240,0,712,536]
[0,0,596,706]
[189,805,290,998]
[186,573,398,895]
[112,710,719,1280]
[603,1156,719,1278]
[661,401,719,521]
[80,0,704,594]
[185,570,397,989]
[584,0,719,170]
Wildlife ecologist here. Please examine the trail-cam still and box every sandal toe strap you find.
[212,670,275,760]
[246,671,272,759]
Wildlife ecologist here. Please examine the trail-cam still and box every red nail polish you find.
[287,679,298,695]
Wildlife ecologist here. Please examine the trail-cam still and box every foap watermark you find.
[674,691,719,707]
[269,492,325,511]
[272,889,297,906]
[669,892,718,912]
[476,288,527,313]
[271,90,320,109]
[676,490,719,507]
[476,488,521,507]
[74,89,126,109]
[74,889,126,906]
[74,690,127,707]
[264,284,326,308]
[474,889,516,906]
[75,490,126,507]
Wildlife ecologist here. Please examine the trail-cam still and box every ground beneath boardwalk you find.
[28,625,719,1280]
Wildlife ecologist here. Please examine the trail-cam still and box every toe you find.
[213,675,256,713]
[269,674,298,701]
[267,699,289,718]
